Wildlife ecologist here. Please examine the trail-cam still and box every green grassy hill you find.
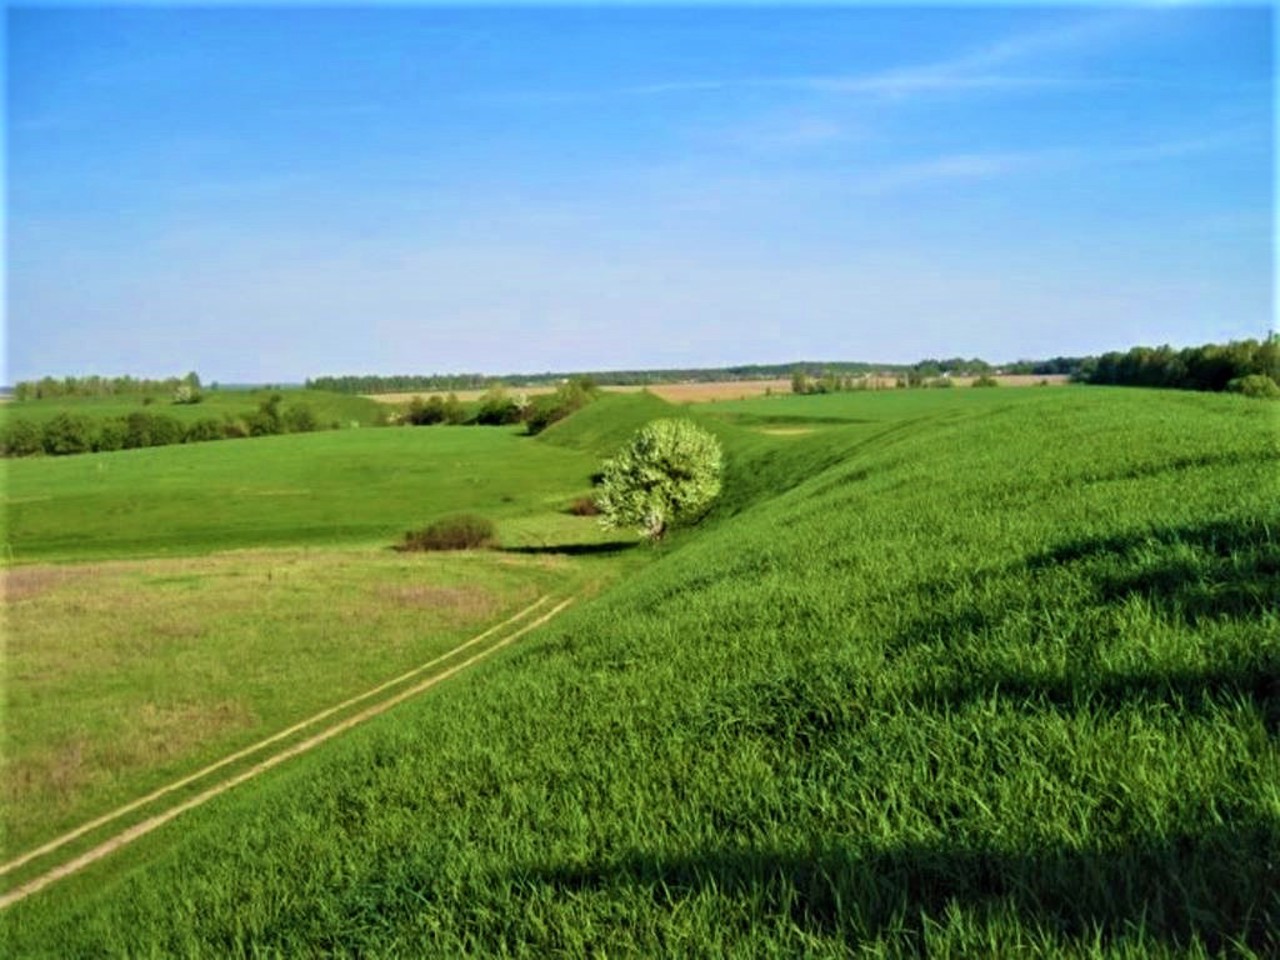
[535,389,676,453]
[5,387,1277,955]
[0,387,388,430]
[3,422,615,563]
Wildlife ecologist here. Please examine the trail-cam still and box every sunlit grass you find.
[4,386,1276,955]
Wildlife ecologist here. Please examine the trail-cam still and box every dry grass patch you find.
[2,546,573,853]
[367,386,560,405]
[2,565,102,603]
[610,379,792,403]
[378,583,499,621]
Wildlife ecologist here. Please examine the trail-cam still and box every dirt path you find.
[1,595,550,879]
[0,596,574,910]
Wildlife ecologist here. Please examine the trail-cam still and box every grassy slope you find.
[3,425,617,563]
[535,389,676,454]
[7,388,1279,955]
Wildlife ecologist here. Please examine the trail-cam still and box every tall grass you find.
[5,387,1276,955]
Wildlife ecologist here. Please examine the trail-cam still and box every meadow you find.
[3,386,1276,955]
[0,387,388,431]
[2,422,623,563]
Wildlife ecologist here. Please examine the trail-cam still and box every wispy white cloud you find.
[848,124,1261,196]
[504,11,1142,106]
[853,151,1045,194]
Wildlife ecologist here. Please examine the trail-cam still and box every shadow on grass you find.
[502,541,640,557]
[1034,519,1279,625]
[918,660,1280,735]
[893,519,1278,650]
[504,823,1278,952]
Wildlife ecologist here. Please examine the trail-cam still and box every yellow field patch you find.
[364,375,1070,407]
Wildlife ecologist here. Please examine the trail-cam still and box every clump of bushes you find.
[568,496,600,517]
[1227,374,1280,399]
[41,413,96,455]
[398,377,600,433]
[971,374,999,388]
[2,418,45,457]
[404,393,467,426]
[401,514,498,551]
[525,377,599,435]
[474,388,523,426]
[185,418,224,443]
[124,411,185,447]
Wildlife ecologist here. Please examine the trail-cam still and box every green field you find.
[3,417,629,563]
[3,387,1277,955]
[0,387,389,430]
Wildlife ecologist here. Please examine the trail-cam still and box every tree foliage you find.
[1076,337,1278,393]
[594,419,723,542]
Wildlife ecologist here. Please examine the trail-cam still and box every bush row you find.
[2,395,323,458]
[400,378,600,434]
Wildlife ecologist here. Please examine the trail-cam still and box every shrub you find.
[172,384,203,404]
[147,414,185,447]
[124,411,154,448]
[41,413,95,455]
[401,514,497,551]
[406,395,447,426]
[284,404,318,433]
[568,496,601,517]
[2,418,44,456]
[119,411,177,448]
[247,394,284,436]
[222,417,249,439]
[1227,374,1280,399]
[185,418,224,443]
[595,418,723,542]
[442,393,468,425]
[246,413,278,436]
[94,419,127,452]
[525,377,600,435]
[474,388,521,426]
[972,374,999,388]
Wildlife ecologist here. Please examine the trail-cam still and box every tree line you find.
[307,357,1092,396]
[1074,337,1278,394]
[12,372,204,400]
[2,394,324,458]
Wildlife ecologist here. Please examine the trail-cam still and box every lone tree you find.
[595,418,723,542]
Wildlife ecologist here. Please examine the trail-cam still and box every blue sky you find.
[6,3,1273,382]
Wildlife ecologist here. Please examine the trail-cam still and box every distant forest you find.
[12,372,203,401]
[306,357,1084,395]
[1075,337,1278,393]
[15,338,1274,402]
